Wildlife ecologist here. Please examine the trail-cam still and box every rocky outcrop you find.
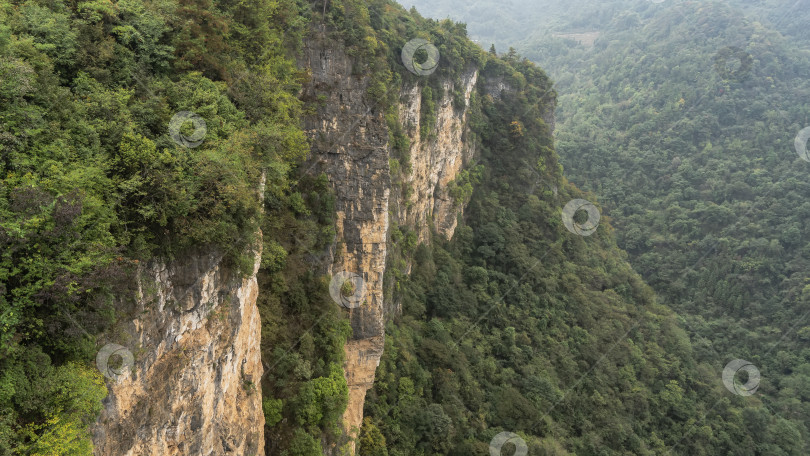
[92,247,265,456]
[298,32,479,453]
[396,67,478,241]
[298,36,390,448]
[90,26,485,456]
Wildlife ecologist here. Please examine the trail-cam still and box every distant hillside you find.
[403,0,810,453]
[406,0,810,50]
[544,4,810,449]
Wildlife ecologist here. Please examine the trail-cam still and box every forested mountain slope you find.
[547,0,810,343]
[405,0,810,454]
[546,2,810,447]
[360,37,805,456]
[2,0,808,455]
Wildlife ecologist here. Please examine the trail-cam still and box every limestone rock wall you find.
[89,20,485,456]
[298,36,390,449]
[298,32,479,453]
[92,247,265,456]
[396,67,479,242]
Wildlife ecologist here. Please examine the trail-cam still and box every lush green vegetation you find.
[405,0,810,453]
[360,41,806,453]
[0,0,314,452]
[547,2,810,452]
[6,0,810,454]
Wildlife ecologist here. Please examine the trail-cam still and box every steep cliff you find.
[91,247,265,456]
[86,7,511,456]
[10,1,807,454]
[298,30,481,447]
[395,67,479,241]
[298,34,390,444]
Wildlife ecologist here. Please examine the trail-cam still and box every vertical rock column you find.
[300,35,482,452]
[298,36,391,450]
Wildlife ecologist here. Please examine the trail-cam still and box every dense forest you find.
[549,3,810,453]
[360,28,805,456]
[407,0,810,453]
[2,0,809,454]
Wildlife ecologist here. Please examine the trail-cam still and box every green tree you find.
[358,418,388,456]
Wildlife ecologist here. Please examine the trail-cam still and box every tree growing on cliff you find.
[358,418,388,456]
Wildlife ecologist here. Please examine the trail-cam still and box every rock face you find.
[298,33,479,452]
[396,67,479,242]
[90,28,485,456]
[90,29,486,456]
[92,247,265,456]
[298,36,391,448]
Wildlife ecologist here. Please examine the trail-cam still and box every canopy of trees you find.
[4,0,809,454]
[363,0,810,454]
